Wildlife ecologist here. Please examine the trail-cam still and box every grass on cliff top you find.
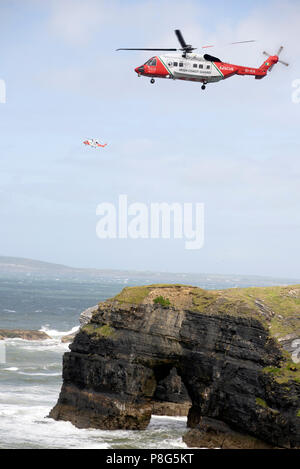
[222,286,300,337]
[109,284,300,340]
[112,286,153,304]
[111,284,192,305]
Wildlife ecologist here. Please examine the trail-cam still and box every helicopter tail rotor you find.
[263,47,289,72]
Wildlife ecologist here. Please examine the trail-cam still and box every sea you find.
[0,270,298,449]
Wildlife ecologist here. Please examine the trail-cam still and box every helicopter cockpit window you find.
[146,57,157,66]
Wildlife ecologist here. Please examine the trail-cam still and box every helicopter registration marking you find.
[219,66,234,71]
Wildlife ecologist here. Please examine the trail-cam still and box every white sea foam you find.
[0,380,189,449]
[3,338,69,352]
[18,372,61,377]
[151,415,187,422]
[0,403,110,449]
[39,325,79,339]
[3,367,19,371]
[1,323,79,352]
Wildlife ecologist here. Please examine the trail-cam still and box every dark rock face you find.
[49,286,300,448]
[183,417,273,449]
[151,367,191,416]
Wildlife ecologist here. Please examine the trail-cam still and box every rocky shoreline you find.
[0,329,50,340]
[49,284,300,448]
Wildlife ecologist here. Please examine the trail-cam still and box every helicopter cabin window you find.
[173,61,178,67]
[206,65,211,70]
[193,64,197,68]
[199,64,203,69]
[146,57,157,66]
[179,62,184,67]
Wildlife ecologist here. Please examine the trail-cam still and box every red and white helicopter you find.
[117,29,289,90]
[83,139,107,148]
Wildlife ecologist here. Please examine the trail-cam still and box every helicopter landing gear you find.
[150,78,155,84]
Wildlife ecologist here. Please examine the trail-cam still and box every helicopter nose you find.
[135,65,144,74]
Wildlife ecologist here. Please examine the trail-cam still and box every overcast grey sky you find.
[0,0,300,277]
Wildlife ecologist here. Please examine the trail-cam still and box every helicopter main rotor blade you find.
[116,48,178,51]
[175,29,188,49]
[230,40,256,45]
[203,40,256,49]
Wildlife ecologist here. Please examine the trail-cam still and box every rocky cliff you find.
[49,284,300,448]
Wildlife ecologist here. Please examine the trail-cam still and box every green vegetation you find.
[191,289,216,312]
[190,288,264,321]
[297,410,300,418]
[223,285,300,337]
[153,296,171,307]
[82,323,115,338]
[112,286,152,304]
[263,361,300,384]
[263,366,281,376]
[256,398,268,409]
[112,284,192,306]
[255,398,280,415]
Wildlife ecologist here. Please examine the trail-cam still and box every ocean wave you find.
[0,393,189,449]
[18,372,61,377]
[1,324,79,350]
[39,325,79,339]
[3,338,70,352]
[0,404,110,449]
